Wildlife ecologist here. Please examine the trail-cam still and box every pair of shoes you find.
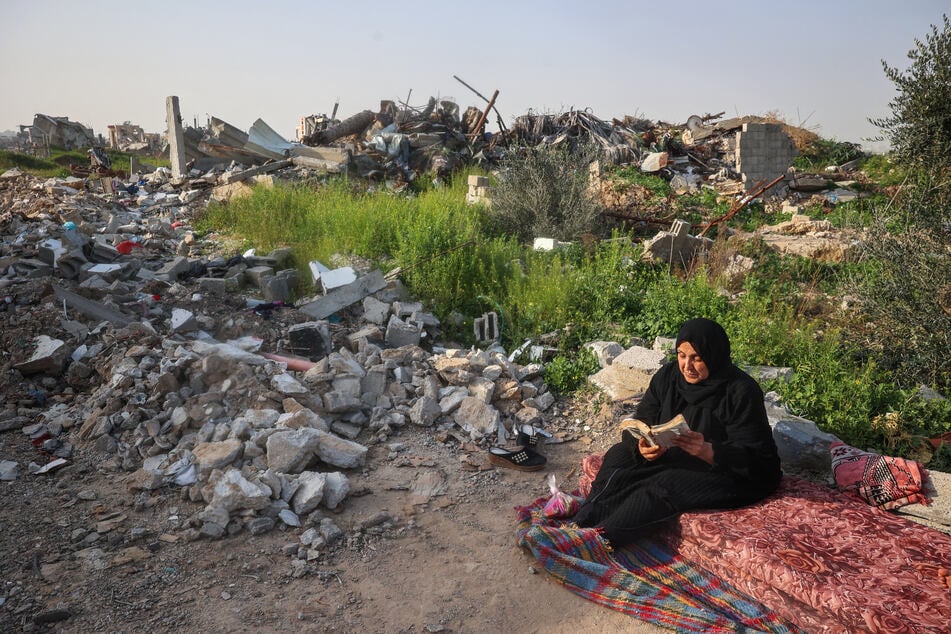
[487,446,547,472]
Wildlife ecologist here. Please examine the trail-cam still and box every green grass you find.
[0,147,168,178]
[192,153,950,467]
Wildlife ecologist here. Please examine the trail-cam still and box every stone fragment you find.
[322,471,350,509]
[272,373,308,396]
[288,322,332,359]
[362,296,390,324]
[208,469,271,511]
[640,151,668,172]
[588,345,666,401]
[279,509,301,527]
[764,392,839,475]
[14,335,69,375]
[170,308,198,333]
[585,341,624,368]
[314,434,367,469]
[243,409,281,428]
[192,439,243,472]
[453,397,500,436]
[246,516,275,535]
[0,460,20,481]
[384,315,421,348]
[266,428,322,473]
[409,396,442,426]
[292,472,326,515]
[438,387,468,415]
[319,518,345,544]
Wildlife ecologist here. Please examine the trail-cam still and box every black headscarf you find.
[672,318,734,407]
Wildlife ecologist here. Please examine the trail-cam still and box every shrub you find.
[870,14,951,176]
[852,216,951,390]
[488,143,604,243]
[768,329,898,449]
[635,270,729,340]
[544,347,601,396]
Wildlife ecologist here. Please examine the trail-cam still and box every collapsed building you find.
[18,114,97,150]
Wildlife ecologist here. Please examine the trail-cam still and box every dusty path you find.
[1,409,664,633]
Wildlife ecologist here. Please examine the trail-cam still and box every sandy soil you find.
[0,398,665,634]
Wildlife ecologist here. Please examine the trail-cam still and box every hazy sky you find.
[1,1,946,151]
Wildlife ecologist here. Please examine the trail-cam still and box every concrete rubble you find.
[0,164,568,548]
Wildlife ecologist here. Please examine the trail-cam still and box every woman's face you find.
[677,341,710,384]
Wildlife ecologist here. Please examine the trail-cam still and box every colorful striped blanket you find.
[515,497,803,633]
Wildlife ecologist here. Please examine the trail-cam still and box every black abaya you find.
[573,319,782,546]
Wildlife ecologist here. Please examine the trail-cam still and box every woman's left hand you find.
[671,430,715,465]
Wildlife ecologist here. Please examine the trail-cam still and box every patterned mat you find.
[515,497,804,633]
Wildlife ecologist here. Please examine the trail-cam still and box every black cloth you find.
[572,319,782,546]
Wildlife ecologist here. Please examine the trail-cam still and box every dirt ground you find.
[0,395,666,634]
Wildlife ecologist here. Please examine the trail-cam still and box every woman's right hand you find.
[638,438,666,461]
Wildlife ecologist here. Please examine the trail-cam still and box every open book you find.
[620,414,690,449]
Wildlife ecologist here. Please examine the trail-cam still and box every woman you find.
[572,318,782,546]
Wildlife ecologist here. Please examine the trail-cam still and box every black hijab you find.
[673,318,734,407]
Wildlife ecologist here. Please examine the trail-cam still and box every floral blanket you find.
[580,454,951,632]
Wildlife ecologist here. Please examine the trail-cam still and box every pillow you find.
[830,441,930,510]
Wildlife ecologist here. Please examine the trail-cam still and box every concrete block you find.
[320,267,357,294]
[473,312,500,342]
[288,322,332,359]
[362,296,390,325]
[261,276,291,303]
[156,256,191,281]
[245,265,276,287]
[299,270,387,320]
[384,315,421,348]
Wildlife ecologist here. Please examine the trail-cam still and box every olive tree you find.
[870,14,951,173]
[857,15,951,391]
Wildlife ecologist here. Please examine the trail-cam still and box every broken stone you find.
[272,373,308,396]
[362,296,390,325]
[453,397,500,436]
[291,471,326,515]
[764,392,839,476]
[279,508,301,527]
[246,516,275,535]
[288,322,332,359]
[409,396,442,426]
[323,472,350,510]
[588,345,666,401]
[0,460,20,481]
[314,433,367,469]
[207,469,270,512]
[584,341,624,368]
[14,335,69,375]
[640,151,668,172]
[266,428,322,473]
[192,439,243,472]
[384,315,421,348]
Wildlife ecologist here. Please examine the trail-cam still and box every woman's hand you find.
[671,430,715,465]
[638,437,666,461]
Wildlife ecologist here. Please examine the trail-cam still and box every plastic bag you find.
[542,473,581,519]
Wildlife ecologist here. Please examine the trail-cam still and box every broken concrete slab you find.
[299,270,386,320]
[319,267,358,294]
[14,335,70,375]
[218,159,293,185]
[588,345,666,401]
[641,219,713,266]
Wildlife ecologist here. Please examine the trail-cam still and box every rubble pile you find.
[0,164,565,552]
